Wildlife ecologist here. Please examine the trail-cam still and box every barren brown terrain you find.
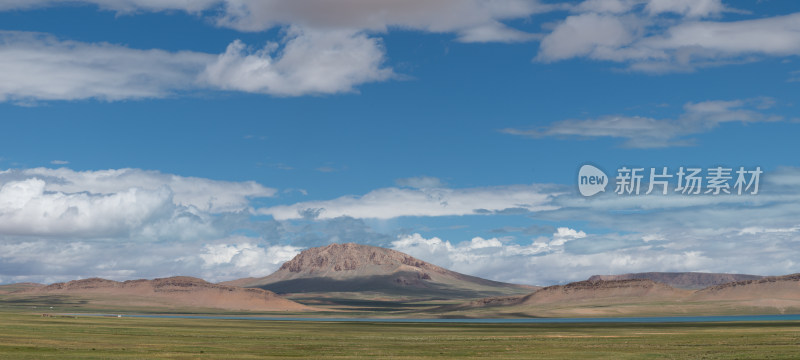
[445,274,800,318]
[19,276,312,312]
[588,272,764,289]
[226,243,537,300]
[2,245,799,318]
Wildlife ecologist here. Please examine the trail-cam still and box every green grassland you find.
[1,311,799,359]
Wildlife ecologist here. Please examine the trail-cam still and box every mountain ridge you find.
[588,272,764,289]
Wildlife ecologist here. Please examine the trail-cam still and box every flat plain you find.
[1,311,799,359]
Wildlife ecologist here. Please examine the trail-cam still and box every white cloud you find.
[199,238,301,280]
[4,166,800,285]
[391,223,800,285]
[259,185,559,220]
[0,178,171,237]
[390,229,611,285]
[644,0,727,17]
[0,31,212,102]
[201,28,393,96]
[4,167,275,213]
[535,167,800,252]
[0,167,275,239]
[0,29,398,101]
[536,13,639,62]
[0,0,548,43]
[738,226,800,236]
[0,0,795,88]
[502,98,782,148]
[0,167,288,283]
[0,0,550,103]
[0,236,300,284]
[647,13,800,57]
[550,227,587,246]
[378,166,800,284]
[214,0,549,42]
[538,3,800,72]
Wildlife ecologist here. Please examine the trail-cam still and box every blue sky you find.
[1,0,799,285]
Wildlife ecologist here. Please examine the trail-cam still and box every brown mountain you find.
[456,279,689,309]
[23,276,311,312]
[225,243,537,299]
[691,273,800,303]
[588,272,763,289]
[449,274,800,318]
[518,279,689,304]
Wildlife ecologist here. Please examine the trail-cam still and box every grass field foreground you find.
[1,312,799,359]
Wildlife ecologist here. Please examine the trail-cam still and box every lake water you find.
[65,313,800,323]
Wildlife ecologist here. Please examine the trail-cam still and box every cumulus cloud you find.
[0,166,291,284]
[0,178,171,237]
[550,227,587,246]
[502,98,782,148]
[0,0,556,102]
[0,167,275,238]
[537,13,640,62]
[0,29,397,101]
[391,223,800,285]
[646,13,800,56]
[0,31,212,102]
[2,0,793,102]
[385,167,800,285]
[0,0,548,43]
[3,166,800,285]
[2,167,274,213]
[213,0,550,42]
[537,1,800,72]
[390,229,625,285]
[258,185,559,220]
[3,0,550,41]
[0,235,300,284]
[201,28,393,96]
[199,238,301,280]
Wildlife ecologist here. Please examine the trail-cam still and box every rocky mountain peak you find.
[278,243,443,275]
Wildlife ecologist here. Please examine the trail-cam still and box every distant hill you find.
[588,272,763,289]
[22,276,311,312]
[453,279,689,309]
[691,273,800,302]
[0,282,43,294]
[225,243,537,300]
[518,279,689,304]
[446,274,800,318]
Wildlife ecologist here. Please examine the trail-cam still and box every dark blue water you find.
[64,313,800,323]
